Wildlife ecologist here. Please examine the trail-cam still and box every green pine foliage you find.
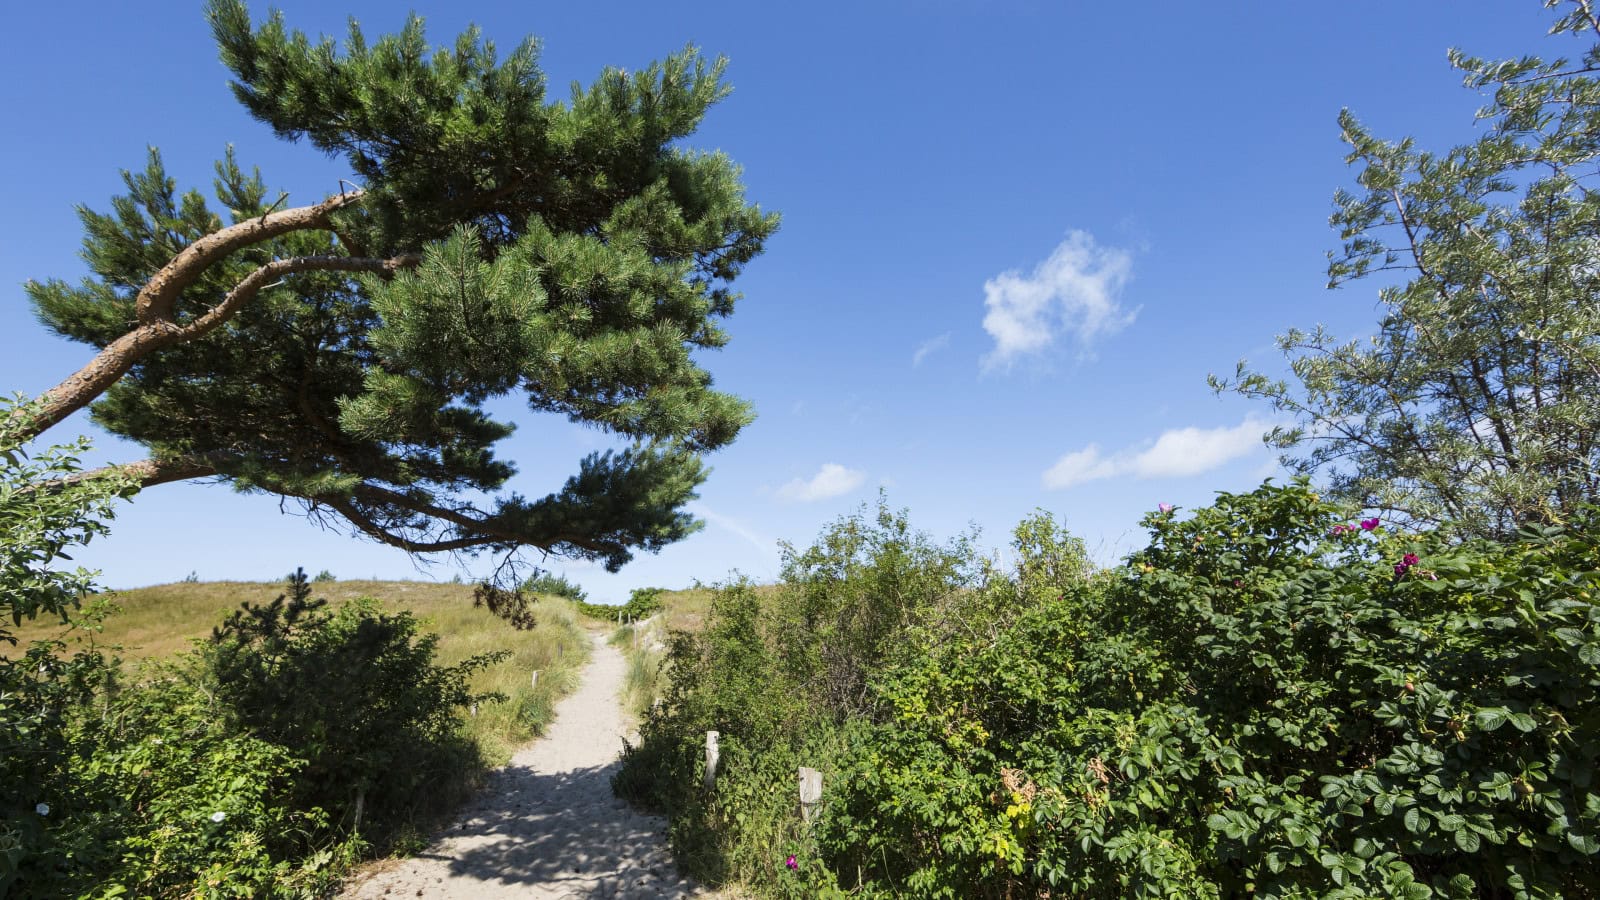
[522,571,589,603]
[22,0,778,568]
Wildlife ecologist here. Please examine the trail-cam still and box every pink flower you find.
[1394,563,1409,576]
[785,855,798,870]
[1402,553,1419,567]
[1360,517,1381,531]
[1157,503,1174,514]
[1330,524,1353,536]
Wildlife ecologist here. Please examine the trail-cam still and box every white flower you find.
[35,803,49,816]
[151,737,163,745]
[210,811,226,823]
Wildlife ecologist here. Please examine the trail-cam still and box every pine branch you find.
[21,452,229,495]
[136,189,364,326]
[21,252,417,441]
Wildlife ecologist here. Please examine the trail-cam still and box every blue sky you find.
[0,1,1568,600]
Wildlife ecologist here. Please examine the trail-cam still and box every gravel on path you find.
[341,632,700,899]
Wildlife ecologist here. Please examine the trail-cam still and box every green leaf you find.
[1474,708,1509,731]
[1567,832,1600,855]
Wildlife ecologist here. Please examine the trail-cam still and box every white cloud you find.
[912,333,951,367]
[778,463,867,502]
[1127,419,1270,478]
[982,230,1138,368]
[1042,417,1271,489]
[1042,445,1119,489]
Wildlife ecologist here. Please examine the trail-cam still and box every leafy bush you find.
[623,587,666,620]
[828,481,1600,898]
[202,569,505,849]
[624,484,1600,898]
[614,499,980,894]
[576,586,666,623]
[2,601,352,897]
[0,395,133,634]
[2,570,503,897]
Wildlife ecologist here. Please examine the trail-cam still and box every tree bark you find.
[134,190,364,325]
[23,453,226,495]
[19,251,417,442]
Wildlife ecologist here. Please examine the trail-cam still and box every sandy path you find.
[341,633,699,899]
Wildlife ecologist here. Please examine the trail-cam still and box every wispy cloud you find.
[912,333,951,367]
[688,502,780,562]
[982,230,1138,368]
[778,463,867,502]
[1042,445,1121,488]
[1043,417,1271,489]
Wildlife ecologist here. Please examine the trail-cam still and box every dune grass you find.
[614,622,667,723]
[9,578,594,765]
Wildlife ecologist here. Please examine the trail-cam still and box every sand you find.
[340,632,700,899]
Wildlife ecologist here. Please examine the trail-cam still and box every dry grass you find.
[606,583,782,724]
[613,621,667,723]
[643,583,780,635]
[654,586,717,634]
[9,578,595,765]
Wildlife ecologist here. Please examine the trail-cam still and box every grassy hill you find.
[10,578,595,763]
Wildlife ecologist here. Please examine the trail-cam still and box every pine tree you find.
[17,1,778,570]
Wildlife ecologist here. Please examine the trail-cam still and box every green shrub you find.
[522,571,587,603]
[614,499,979,895]
[201,569,505,850]
[628,484,1600,898]
[577,586,668,623]
[2,570,504,897]
[829,481,1600,898]
[1,630,350,898]
[623,587,666,620]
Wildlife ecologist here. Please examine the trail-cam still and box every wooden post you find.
[530,670,539,689]
[704,731,720,790]
[798,766,822,822]
[469,702,478,717]
[353,791,366,833]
